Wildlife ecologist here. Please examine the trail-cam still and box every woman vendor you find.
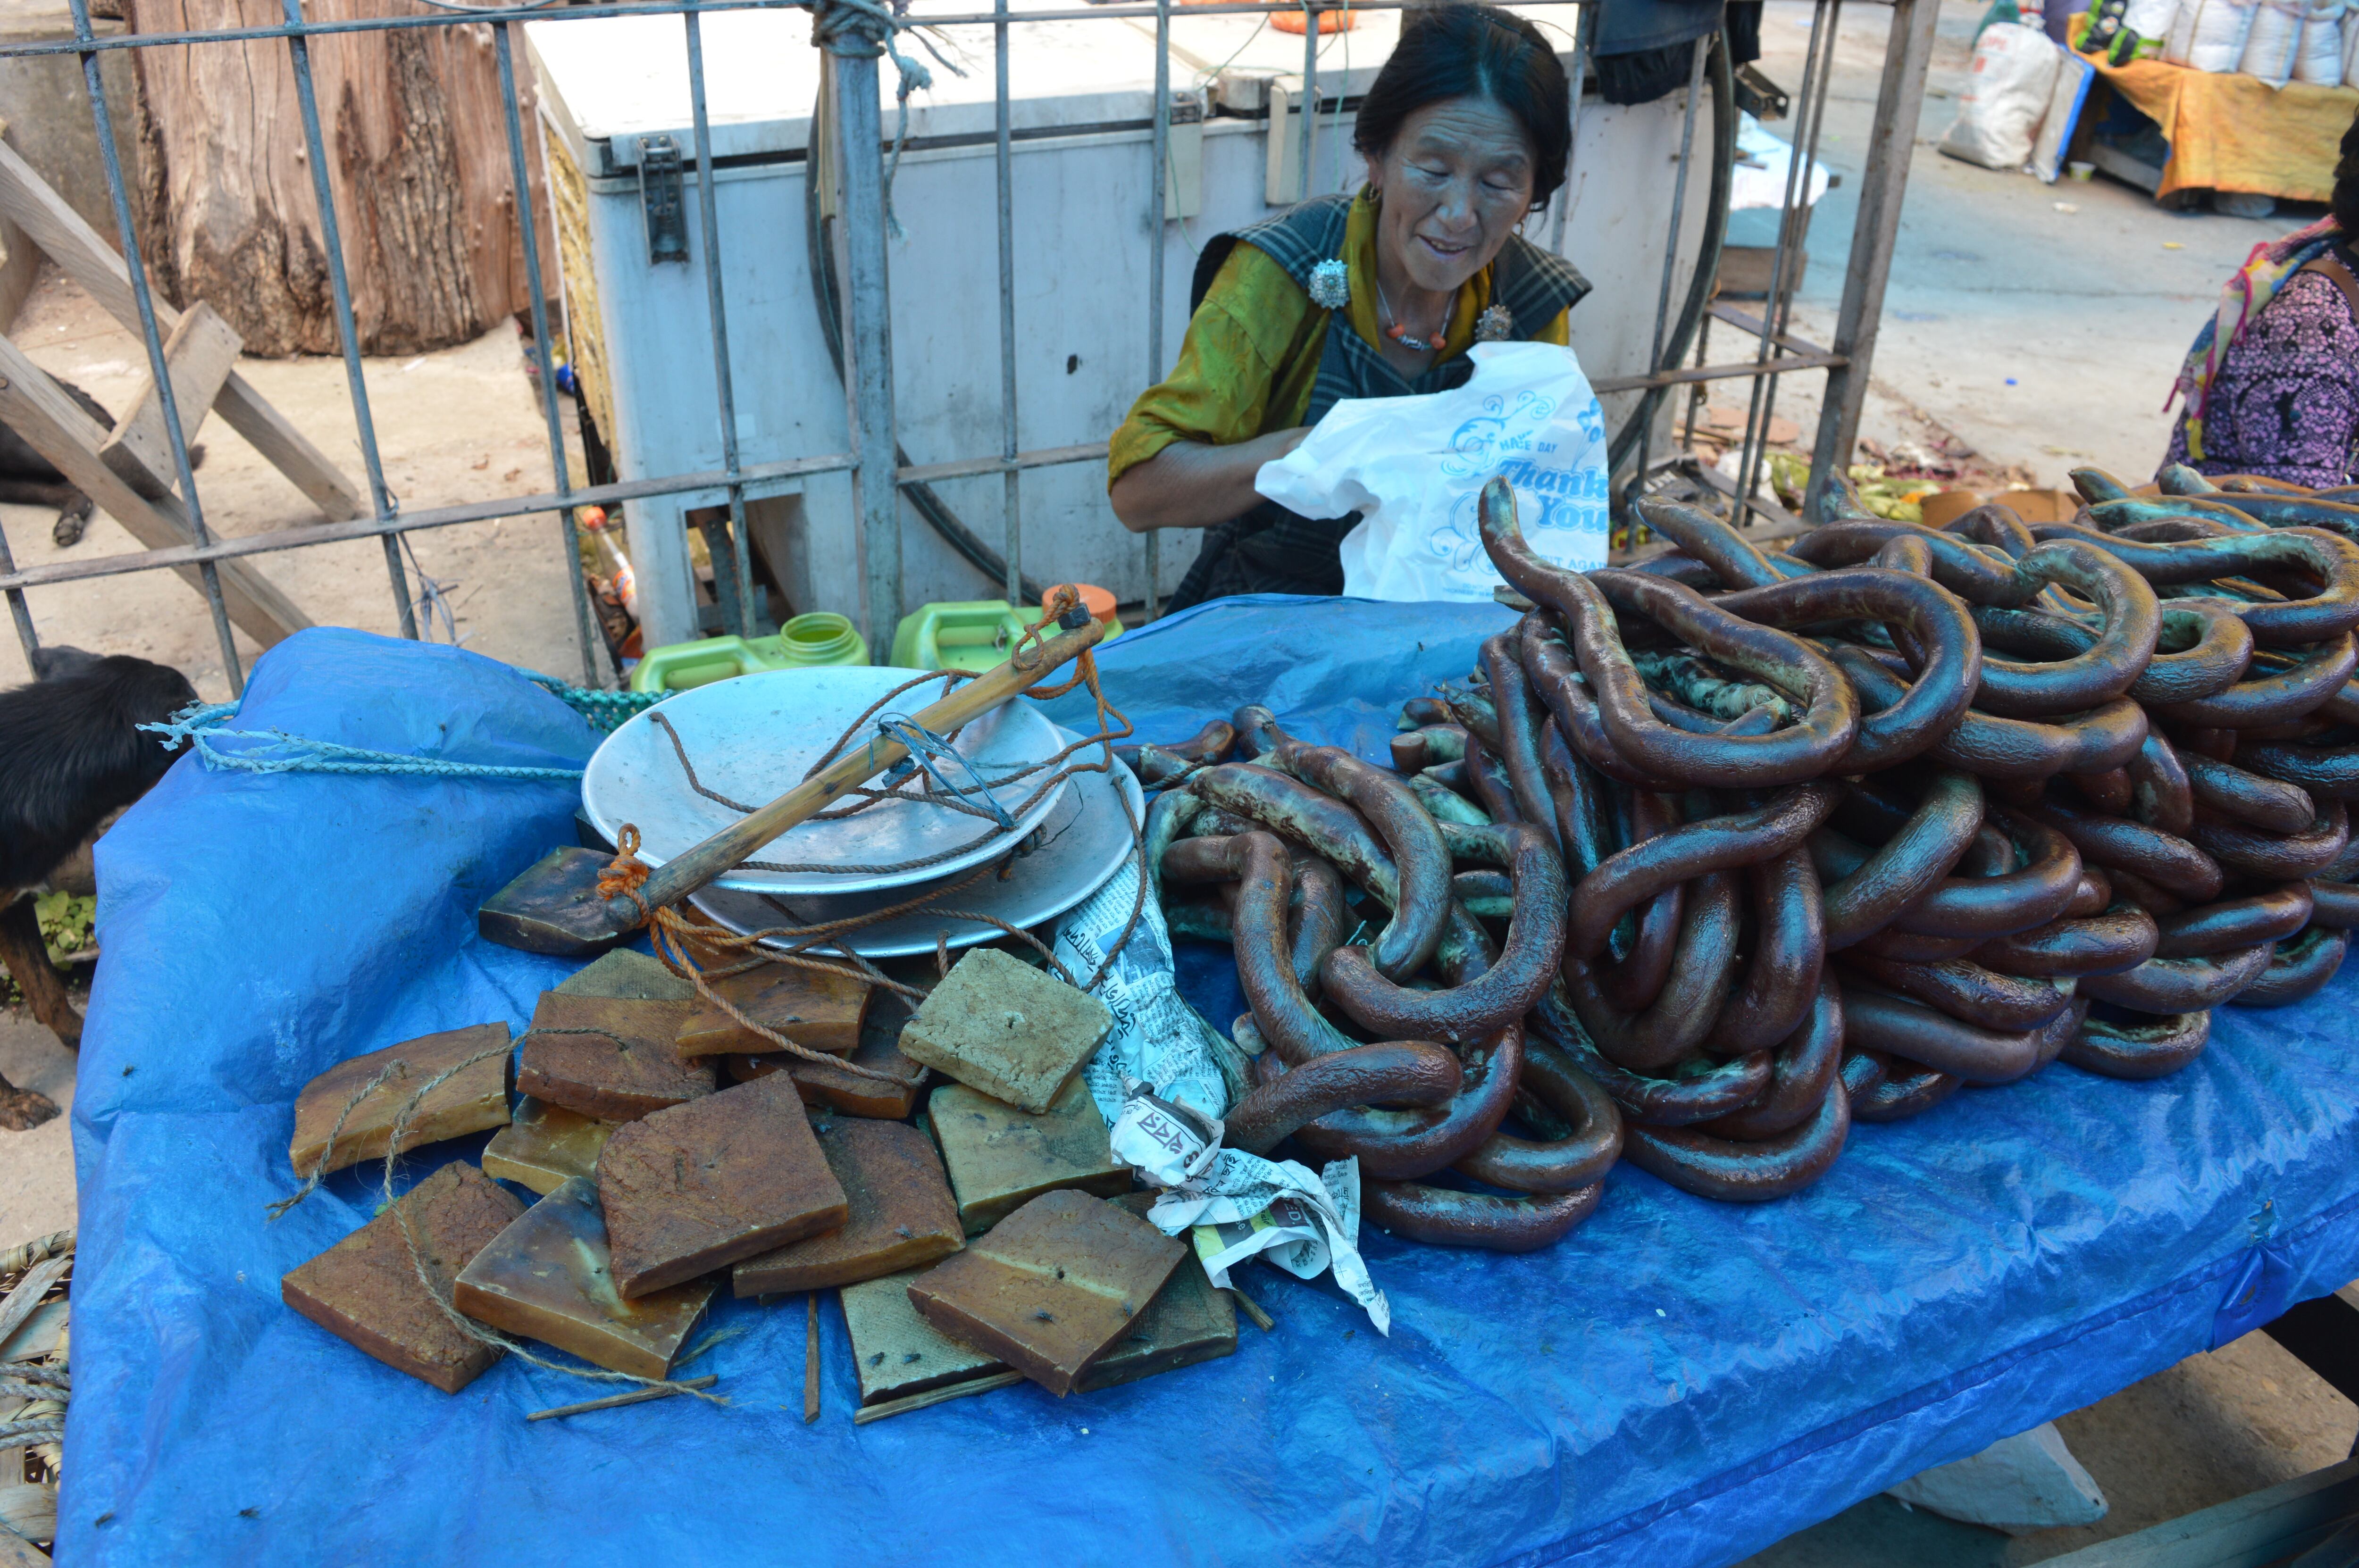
[1107,1,1589,609]
[2163,108,2359,487]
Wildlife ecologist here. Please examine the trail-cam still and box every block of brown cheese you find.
[840,1268,1006,1406]
[288,1023,511,1178]
[599,1073,849,1298]
[453,1177,714,1379]
[517,992,710,1122]
[732,1118,962,1297]
[906,1189,1185,1397]
[929,1078,1128,1235]
[556,948,698,1002]
[676,963,870,1058]
[1076,1193,1236,1393]
[898,948,1111,1113]
[480,1096,616,1196]
[281,1162,526,1393]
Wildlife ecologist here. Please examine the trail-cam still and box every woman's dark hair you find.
[1352,3,1573,213]
[2336,105,2359,236]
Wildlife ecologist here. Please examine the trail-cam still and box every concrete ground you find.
[1,261,596,699]
[0,1009,75,1248]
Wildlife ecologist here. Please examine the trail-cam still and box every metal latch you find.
[638,134,688,265]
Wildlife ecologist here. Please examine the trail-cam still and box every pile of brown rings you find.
[1128,467,2359,1255]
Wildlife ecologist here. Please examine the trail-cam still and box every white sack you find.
[2242,0,2307,85]
[1938,24,2063,170]
[2182,0,2258,70]
[1253,340,1609,603]
[2294,0,2345,81]
[2123,0,2183,45]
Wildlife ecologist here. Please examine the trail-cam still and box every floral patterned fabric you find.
[2165,267,2359,488]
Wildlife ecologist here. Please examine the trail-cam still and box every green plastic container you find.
[889,600,1037,674]
[627,612,868,693]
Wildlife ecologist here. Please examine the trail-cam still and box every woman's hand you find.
[1110,427,1312,534]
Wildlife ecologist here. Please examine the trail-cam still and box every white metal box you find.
[527,3,1712,649]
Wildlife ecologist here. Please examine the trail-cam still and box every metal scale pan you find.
[686,734,1141,959]
[581,667,1071,897]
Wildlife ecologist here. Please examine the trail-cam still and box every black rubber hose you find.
[806,90,1048,607]
[1606,33,1738,483]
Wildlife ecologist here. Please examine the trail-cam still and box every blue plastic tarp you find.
[58,607,2359,1567]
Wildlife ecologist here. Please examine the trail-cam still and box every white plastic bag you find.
[2241,0,2306,84]
[1938,24,2063,171]
[2343,2,2359,77]
[2294,0,2345,81]
[1252,340,1609,603]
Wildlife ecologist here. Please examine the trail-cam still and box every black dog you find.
[0,377,202,548]
[0,378,108,548]
[0,648,196,1127]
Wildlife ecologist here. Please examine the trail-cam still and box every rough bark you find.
[125,0,547,357]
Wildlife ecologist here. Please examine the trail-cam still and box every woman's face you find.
[1366,94,1538,296]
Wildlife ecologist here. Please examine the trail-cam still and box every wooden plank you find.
[0,333,313,646]
[2038,1455,2359,1568]
[100,301,243,500]
[0,138,364,523]
[0,1260,65,1357]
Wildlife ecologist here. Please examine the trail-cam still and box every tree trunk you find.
[125,0,548,357]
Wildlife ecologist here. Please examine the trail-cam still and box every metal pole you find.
[1809,0,1939,514]
[833,47,903,648]
[1550,0,1593,257]
[277,0,414,642]
[1731,0,1834,522]
[70,0,243,692]
[0,516,37,669]
[1750,0,1844,514]
[1629,34,1709,506]
[685,10,761,637]
[996,0,1022,609]
[1146,0,1170,620]
[495,22,602,689]
[1299,0,1317,205]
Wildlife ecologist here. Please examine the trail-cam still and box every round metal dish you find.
[686,744,1141,958]
[581,666,1069,895]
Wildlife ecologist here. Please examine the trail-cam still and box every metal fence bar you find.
[996,0,1021,609]
[1628,34,1710,498]
[1809,0,1940,509]
[1750,0,1846,513]
[494,21,602,690]
[2,0,1594,58]
[276,0,415,643]
[1550,1,1591,258]
[831,45,903,648]
[1146,0,1170,620]
[0,517,36,668]
[0,442,1121,598]
[0,0,1932,664]
[1299,0,1317,206]
[68,0,244,693]
[1729,0,1836,523]
[684,9,762,638]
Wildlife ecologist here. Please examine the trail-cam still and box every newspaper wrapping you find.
[1056,859,1235,1122]
[1107,1081,1392,1335]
